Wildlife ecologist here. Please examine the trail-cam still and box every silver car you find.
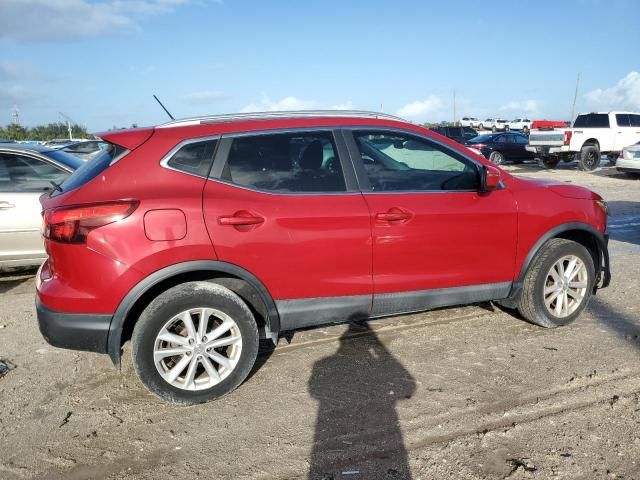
[0,144,81,270]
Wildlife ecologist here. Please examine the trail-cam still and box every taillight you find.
[43,200,139,244]
[470,143,486,150]
[563,131,573,145]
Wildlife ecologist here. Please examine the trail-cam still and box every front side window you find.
[616,114,630,127]
[221,131,345,193]
[353,131,479,192]
[0,153,69,192]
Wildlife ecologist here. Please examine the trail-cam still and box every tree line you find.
[0,122,91,141]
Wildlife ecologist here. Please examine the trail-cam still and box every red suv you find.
[36,111,611,404]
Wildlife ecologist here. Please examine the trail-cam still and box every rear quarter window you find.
[573,113,610,128]
[165,139,217,177]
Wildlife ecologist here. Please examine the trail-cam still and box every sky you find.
[1,0,639,131]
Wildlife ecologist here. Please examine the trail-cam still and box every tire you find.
[607,153,618,166]
[523,126,529,135]
[517,238,595,328]
[578,145,601,171]
[131,281,259,405]
[489,150,505,165]
[492,126,497,132]
[537,155,561,169]
[505,125,510,132]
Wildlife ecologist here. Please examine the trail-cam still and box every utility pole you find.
[58,112,75,141]
[570,73,580,124]
[453,89,457,125]
[11,105,19,125]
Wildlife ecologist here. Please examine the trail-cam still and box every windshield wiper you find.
[49,181,63,195]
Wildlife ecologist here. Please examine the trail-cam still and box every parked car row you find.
[460,117,532,133]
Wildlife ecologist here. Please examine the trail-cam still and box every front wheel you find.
[131,281,259,404]
[489,150,505,165]
[518,239,595,328]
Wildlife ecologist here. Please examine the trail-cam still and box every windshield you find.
[468,134,495,143]
[58,143,127,195]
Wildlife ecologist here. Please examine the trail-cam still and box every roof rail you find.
[157,110,406,128]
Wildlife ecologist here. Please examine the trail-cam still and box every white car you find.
[617,141,640,178]
[507,118,532,133]
[460,117,481,128]
[479,118,495,130]
[492,119,509,132]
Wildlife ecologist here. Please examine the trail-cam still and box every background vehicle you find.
[431,126,478,144]
[531,120,569,130]
[466,132,534,165]
[0,144,81,270]
[507,118,532,134]
[527,112,640,171]
[617,140,640,178]
[36,111,610,404]
[492,119,509,132]
[460,117,480,128]
[60,140,108,160]
[480,118,494,130]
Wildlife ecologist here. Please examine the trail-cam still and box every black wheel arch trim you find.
[106,260,280,367]
[501,222,611,308]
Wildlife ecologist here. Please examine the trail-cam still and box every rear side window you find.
[573,113,610,128]
[220,132,346,193]
[616,114,630,127]
[631,115,640,127]
[59,143,126,194]
[166,139,217,177]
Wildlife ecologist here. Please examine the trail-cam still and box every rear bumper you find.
[526,145,570,155]
[36,298,111,353]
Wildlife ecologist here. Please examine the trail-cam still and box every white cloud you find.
[0,0,220,42]
[240,96,353,113]
[396,96,444,121]
[183,91,229,105]
[499,100,540,114]
[585,71,640,111]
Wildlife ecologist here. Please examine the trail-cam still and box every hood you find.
[516,177,600,200]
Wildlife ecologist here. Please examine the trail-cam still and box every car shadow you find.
[0,269,37,294]
[307,321,415,480]
[606,200,640,248]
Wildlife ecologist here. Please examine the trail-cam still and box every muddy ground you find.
[1,160,639,480]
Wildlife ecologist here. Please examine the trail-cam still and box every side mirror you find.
[481,165,501,192]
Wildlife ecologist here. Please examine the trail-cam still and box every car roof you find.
[0,142,58,153]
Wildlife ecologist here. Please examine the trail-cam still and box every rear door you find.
[0,152,70,265]
[614,114,640,150]
[203,129,372,329]
[344,129,518,316]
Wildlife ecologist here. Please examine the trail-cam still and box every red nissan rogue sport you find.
[36,111,610,404]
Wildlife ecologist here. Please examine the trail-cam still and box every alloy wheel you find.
[153,307,243,391]
[543,255,588,318]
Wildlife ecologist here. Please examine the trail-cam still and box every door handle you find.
[375,208,412,223]
[218,212,264,227]
[0,201,16,210]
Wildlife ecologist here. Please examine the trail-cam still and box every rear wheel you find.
[523,126,530,135]
[518,239,595,328]
[505,125,510,132]
[492,126,497,132]
[537,155,560,169]
[578,145,601,171]
[489,151,505,165]
[131,281,259,404]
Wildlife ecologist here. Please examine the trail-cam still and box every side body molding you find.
[106,260,280,366]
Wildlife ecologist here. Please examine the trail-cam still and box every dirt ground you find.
[1,160,639,480]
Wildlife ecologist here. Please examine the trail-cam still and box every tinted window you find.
[353,131,479,192]
[515,134,528,144]
[468,134,496,143]
[221,132,345,193]
[573,113,610,128]
[631,115,640,127]
[167,139,217,177]
[0,153,69,192]
[495,136,507,143]
[616,114,630,127]
[59,143,126,194]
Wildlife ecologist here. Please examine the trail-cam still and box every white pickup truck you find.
[526,111,640,170]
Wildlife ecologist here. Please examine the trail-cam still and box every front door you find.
[344,129,518,316]
[203,129,372,329]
